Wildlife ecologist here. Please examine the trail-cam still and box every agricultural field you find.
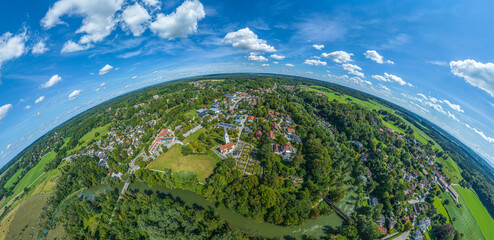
[440,190,485,239]
[2,194,49,240]
[146,144,220,181]
[3,167,23,190]
[0,151,56,209]
[432,196,450,223]
[453,185,494,238]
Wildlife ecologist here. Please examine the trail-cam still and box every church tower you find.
[223,127,230,144]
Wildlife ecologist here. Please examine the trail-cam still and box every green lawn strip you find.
[453,185,494,238]
[147,144,220,181]
[0,151,56,209]
[183,127,206,144]
[432,196,449,223]
[71,124,111,153]
[441,190,485,239]
[3,167,24,190]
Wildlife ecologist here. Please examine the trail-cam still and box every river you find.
[78,182,343,238]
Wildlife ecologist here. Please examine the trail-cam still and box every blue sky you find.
[1,0,494,168]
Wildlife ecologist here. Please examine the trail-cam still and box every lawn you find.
[3,168,23,190]
[147,144,221,181]
[440,190,485,239]
[71,124,110,153]
[453,185,494,239]
[0,151,55,209]
[439,157,463,184]
[4,194,49,240]
[432,196,449,223]
[183,127,206,144]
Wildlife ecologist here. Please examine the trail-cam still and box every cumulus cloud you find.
[33,111,43,117]
[322,51,353,63]
[223,28,276,53]
[0,104,13,121]
[0,31,27,69]
[364,50,394,64]
[61,40,92,53]
[41,74,62,88]
[261,64,269,67]
[42,0,124,52]
[270,54,285,60]
[131,75,138,79]
[285,63,294,67]
[35,96,45,104]
[342,63,364,78]
[372,75,387,82]
[443,99,464,112]
[313,44,324,50]
[99,64,113,75]
[447,111,460,122]
[465,123,494,144]
[304,59,327,66]
[450,59,494,97]
[32,40,49,55]
[24,105,32,110]
[373,73,411,86]
[150,0,205,39]
[100,82,107,87]
[247,52,267,62]
[121,3,151,37]
[143,0,160,8]
[68,90,82,100]
[379,84,390,92]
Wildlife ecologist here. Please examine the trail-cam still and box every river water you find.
[78,182,342,238]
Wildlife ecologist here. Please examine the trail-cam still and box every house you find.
[448,185,459,202]
[268,131,275,140]
[197,109,209,118]
[219,142,235,154]
[273,144,294,154]
[248,115,254,122]
[255,128,263,140]
[438,177,448,190]
[272,122,279,131]
[285,128,296,135]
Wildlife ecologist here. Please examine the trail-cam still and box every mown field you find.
[440,190,485,239]
[70,123,110,153]
[432,196,449,223]
[0,151,55,209]
[3,167,23,190]
[3,194,49,240]
[146,144,221,181]
[453,185,494,239]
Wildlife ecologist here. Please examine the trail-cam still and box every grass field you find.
[71,124,110,153]
[3,168,23,190]
[432,196,450,223]
[453,185,494,239]
[183,127,206,144]
[147,144,221,181]
[4,194,49,240]
[0,151,55,209]
[441,190,485,239]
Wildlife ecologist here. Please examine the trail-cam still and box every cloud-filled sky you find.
[1,0,494,168]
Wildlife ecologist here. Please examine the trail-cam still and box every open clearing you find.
[453,185,494,238]
[441,189,485,239]
[147,144,221,181]
[71,123,110,153]
[0,151,55,209]
[4,194,49,240]
[432,196,449,223]
[3,167,23,190]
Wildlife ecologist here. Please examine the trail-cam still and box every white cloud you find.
[223,28,276,53]
[247,52,267,62]
[273,61,279,64]
[321,51,353,63]
[304,59,327,66]
[447,111,460,122]
[99,64,113,75]
[313,44,324,50]
[372,75,388,82]
[465,123,494,144]
[0,31,27,68]
[427,60,448,66]
[35,96,45,104]
[424,101,446,114]
[41,0,124,51]
[443,99,464,112]
[150,0,205,39]
[379,84,390,92]
[143,0,160,8]
[386,60,394,64]
[364,50,394,65]
[100,82,107,87]
[384,73,410,86]
[121,3,151,37]
[261,64,269,67]
[131,75,138,79]
[270,54,285,60]
[41,74,62,88]
[285,63,294,67]
[33,111,43,117]
[342,63,364,78]
[417,93,427,99]
[24,105,31,110]
[61,40,92,53]
[450,59,494,97]
[6,144,11,150]
[32,40,49,55]
[68,90,82,100]
[0,104,13,121]
[349,76,371,86]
